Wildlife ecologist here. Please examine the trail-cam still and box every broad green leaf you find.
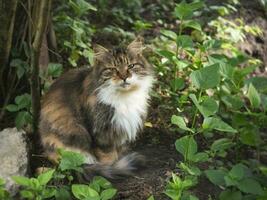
[91,176,112,189]
[47,63,63,78]
[183,20,202,31]
[15,94,31,109]
[202,117,237,133]
[100,188,117,200]
[37,169,55,186]
[170,78,185,91]
[228,164,246,181]
[171,115,194,133]
[156,50,175,61]
[20,190,34,199]
[211,138,234,152]
[12,176,31,187]
[179,162,201,176]
[221,95,244,110]
[147,196,155,200]
[5,104,19,112]
[58,149,85,171]
[161,30,177,40]
[189,94,218,118]
[176,35,193,49]
[208,54,234,79]
[191,152,209,163]
[247,83,261,109]
[219,190,242,200]
[237,178,263,195]
[175,136,197,161]
[55,187,72,200]
[240,126,260,146]
[0,178,5,186]
[205,169,226,186]
[15,111,32,129]
[245,76,267,93]
[190,64,220,89]
[174,2,194,20]
[71,184,99,199]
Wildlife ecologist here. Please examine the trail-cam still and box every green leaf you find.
[15,94,31,109]
[71,184,99,199]
[211,138,234,152]
[20,190,34,199]
[37,169,55,186]
[170,78,185,91]
[174,2,194,20]
[55,187,72,200]
[156,50,175,61]
[228,164,245,181]
[12,176,31,187]
[200,97,218,117]
[100,188,117,200]
[240,126,260,146]
[0,178,5,186]
[190,94,218,118]
[58,149,85,171]
[47,63,63,78]
[191,152,209,163]
[69,0,97,16]
[202,117,237,133]
[147,195,155,200]
[183,20,202,31]
[221,95,244,110]
[219,190,242,200]
[205,169,226,186]
[90,176,112,190]
[176,35,193,49]
[190,64,220,89]
[15,111,32,129]
[161,30,177,41]
[237,178,263,195]
[245,76,267,94]
[247,83,261,109]
[179,162,201,176]
[171,115,194,133]
[5,104,19,112]
[175,136,197,161]
[208,54,234,79]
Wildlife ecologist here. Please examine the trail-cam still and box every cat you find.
[39,37,154,179]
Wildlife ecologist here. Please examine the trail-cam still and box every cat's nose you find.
[117,71,128,82]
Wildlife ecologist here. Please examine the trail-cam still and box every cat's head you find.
[93,37,153,95]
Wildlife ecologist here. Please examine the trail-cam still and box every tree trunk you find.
[31,0,52,133]
[0,0,18,95]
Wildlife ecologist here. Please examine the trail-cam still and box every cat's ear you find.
[93,44,111,62]
[127,36,145,56]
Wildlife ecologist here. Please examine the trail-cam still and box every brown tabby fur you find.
[39,37,153,178]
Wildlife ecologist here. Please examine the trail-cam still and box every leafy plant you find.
[153,0,267,199]
[5,93,32,129]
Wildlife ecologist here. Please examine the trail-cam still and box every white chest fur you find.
[97,75,153,144]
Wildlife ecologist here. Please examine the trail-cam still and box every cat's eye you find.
[128,64,135,69]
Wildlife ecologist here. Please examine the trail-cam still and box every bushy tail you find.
[77,153,145,182]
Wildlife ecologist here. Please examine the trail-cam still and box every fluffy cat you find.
[39,37,154,179]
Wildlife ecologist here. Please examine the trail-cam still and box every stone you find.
[0,127,28,196]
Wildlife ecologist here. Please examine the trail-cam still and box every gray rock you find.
[0,128,29,195]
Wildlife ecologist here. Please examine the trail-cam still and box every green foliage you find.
[1,150,117,200]
[153,0,267,199]
[6,93,32,129]
[53,0,96,66]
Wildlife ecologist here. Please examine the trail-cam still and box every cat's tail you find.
[78,152,145,181]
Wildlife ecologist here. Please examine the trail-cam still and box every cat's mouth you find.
[120,81,131,88]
